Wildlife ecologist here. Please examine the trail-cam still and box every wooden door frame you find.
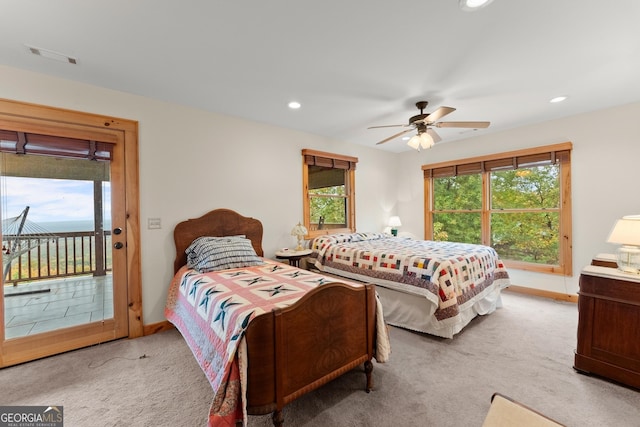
[0,98,142,366]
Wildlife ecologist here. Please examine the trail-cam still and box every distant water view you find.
[36,220,112,233]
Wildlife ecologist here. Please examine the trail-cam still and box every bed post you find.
[365,283,376,392]
[272,411,284,427]
[273,309,285,427]
[364,360,373,392]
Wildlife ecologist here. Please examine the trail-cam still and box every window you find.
[423,142,572,276]
[302,149,357,238]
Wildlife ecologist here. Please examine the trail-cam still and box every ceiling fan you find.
[368,101,490,150]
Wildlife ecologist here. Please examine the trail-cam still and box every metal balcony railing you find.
[2,231,112,285]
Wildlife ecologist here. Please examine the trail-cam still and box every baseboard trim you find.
[504,285,578,303]
[143,320,175,336]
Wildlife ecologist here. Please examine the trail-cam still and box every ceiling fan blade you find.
[367,124,407,129]
[427,128,442,143]
[423,106,456,123]
[375,129,413,145]
[435,121,490,129]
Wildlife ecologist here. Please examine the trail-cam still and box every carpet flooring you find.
[1,290,639,426]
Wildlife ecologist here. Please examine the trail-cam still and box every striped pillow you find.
[186,236,264,272]
[186,236,245,267]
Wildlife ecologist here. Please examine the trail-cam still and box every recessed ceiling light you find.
[288,101,301,109]
[550,96,568,103]
[459,0,495,12]
[27,45,77,64]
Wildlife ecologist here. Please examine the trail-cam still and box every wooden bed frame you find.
[173,209,378,426]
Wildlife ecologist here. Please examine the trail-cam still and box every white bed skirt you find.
[375,284,503,339]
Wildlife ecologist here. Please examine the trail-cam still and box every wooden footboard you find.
[243,282,377,426]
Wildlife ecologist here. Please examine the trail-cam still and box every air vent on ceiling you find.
[28,46,77,64]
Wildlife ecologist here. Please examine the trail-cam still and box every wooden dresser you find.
[574,257,640,389]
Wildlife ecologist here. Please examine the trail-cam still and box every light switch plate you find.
[148,218,161,229]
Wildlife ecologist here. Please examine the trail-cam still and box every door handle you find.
[114,242,124,249]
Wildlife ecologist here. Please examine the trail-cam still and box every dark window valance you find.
[0,129,113,161]
[423,143,572,179]
[302,149,358,170]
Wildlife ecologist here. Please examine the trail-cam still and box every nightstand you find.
[574,260,640,389]
[274,249,312,267]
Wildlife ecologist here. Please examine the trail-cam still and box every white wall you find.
[0,65,399,323]
[395,102,640,295]
[2,65,639,322]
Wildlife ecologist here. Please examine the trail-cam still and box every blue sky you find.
[2,177,110,223]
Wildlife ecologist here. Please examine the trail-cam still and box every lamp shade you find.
[388,216,402,227]
[291,222,308,237]
[419,132,434,149]
[607,216,640,246]
[607,215,640,274]
[407,135,421,150]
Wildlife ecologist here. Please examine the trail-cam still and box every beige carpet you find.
[1,291,639,426]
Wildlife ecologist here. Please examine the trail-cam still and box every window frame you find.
[302,149,357,239]
[423,142,573,276]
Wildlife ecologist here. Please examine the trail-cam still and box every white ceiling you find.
[1,1,639,153]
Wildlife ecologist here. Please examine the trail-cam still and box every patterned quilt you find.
[311,232,511,324]
[165,258,390,427]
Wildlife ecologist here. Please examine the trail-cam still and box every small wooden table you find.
[275,249,312,267]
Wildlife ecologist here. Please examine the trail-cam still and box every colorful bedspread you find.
[165,259,389,427]
[311,232,511,324]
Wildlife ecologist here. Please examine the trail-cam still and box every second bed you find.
[309,232,511,338]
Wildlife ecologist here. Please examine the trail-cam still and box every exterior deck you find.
[3,230,113,339]
[4,274,113,338]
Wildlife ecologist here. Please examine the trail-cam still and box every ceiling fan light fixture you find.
[408,132,435,151]
[459,0,494,11]
[370,100,486,148]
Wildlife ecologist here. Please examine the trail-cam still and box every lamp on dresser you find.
[607,214,640,274]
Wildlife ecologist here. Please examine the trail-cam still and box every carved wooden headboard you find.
[173,208,264,273]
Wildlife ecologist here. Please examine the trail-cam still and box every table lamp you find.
[291,222,308,251]
[607,215,640,274]
[388,216,402,236]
